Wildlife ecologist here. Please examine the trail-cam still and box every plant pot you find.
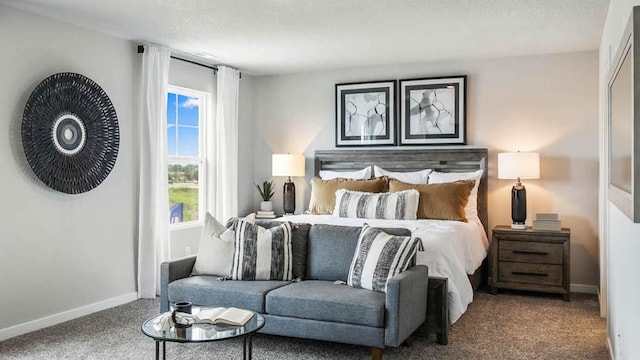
[260,201,273,212]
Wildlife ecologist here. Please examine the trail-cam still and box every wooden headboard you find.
[314,148,489,235]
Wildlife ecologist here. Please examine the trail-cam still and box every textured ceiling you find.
[2,0,609,75]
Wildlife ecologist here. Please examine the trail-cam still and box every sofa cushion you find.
[168,276,290,313]
[265,280,386,327]
[256,220,311,279]
[306,224,412,282]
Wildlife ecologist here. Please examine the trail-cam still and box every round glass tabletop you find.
[141,308,265,343]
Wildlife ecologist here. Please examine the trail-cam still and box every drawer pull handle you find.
[512,250,548,256]
[512,271,548,277]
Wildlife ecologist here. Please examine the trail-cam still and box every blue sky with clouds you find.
[167,92,199,157]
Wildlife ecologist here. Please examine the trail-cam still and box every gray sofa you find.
[160,222,429,359]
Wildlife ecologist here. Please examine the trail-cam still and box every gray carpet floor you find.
[0,291,608,359]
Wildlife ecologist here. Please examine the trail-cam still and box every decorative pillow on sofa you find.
[319,166,371,180]
[347,224,422,293]
[192,213,256,276]
[230,219,294,281]
[389,179,475,221]
[253,220,311,280]
[306,176,389,215]
[333,189,419,220]
[428,170,483,220]
[373,165,431,184]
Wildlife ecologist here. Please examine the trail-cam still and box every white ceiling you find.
[2,0,609,75]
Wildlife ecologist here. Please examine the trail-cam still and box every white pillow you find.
[333,189,419,220]
[191,212,256,276]
[428,170,483,219]
[373,165,432,184]
[319,167,371,180]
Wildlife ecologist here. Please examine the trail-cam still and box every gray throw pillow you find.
[230,219,294,281]
[255,220,310,280]
[347,224,421,293]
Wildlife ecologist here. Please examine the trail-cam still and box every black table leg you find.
[162,341,166,360]
[155,341,159,360]
[248,335,253,360]
[243,336,247,360]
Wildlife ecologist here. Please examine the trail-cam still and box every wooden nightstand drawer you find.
[490,226,570,301]
[498,262,563,286]
[499,240,563,264]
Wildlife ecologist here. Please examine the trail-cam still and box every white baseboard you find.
[0,292,138,342]
[607,334,615,360]
[570,283,599,295]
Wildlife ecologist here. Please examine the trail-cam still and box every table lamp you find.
[498,152,540,229]
[272,154,305,215]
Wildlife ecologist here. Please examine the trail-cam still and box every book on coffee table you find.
[196,307,254,326]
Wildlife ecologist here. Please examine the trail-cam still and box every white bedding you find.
[279,214,489,324]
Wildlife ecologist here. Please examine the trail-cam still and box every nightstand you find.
[489,226,570,301]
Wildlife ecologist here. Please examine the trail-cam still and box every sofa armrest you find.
[160,255,197,312]
[384,265,429,347]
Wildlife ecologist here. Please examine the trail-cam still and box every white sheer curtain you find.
[138,45,171,298]
[210,66,240,221]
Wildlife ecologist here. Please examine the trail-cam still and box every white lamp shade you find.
[272,154,305,177]
[498,152,540,180]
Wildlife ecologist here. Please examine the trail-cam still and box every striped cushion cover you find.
[230,219,293,280]
[333,189,419,220]
[347,224,422,293]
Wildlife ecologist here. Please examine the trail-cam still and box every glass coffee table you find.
[141,307,265,360]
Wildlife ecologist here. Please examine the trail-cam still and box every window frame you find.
[167,85,208,229]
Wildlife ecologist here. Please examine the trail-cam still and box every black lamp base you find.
[511,183,527,229]
[283,178,296,215]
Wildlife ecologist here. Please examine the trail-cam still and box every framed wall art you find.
[399,75,466,145]
[335,80,396,147]
[608,6,640,223]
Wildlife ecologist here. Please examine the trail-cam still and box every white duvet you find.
[279,214,489,324]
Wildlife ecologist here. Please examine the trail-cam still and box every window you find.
[167,86,207,225]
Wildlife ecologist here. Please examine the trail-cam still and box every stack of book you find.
[256,210,277,219]
[532,213,561,231]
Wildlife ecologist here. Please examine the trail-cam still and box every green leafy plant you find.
[255,180,275,201]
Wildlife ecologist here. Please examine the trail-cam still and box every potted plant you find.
[255,180,275,211]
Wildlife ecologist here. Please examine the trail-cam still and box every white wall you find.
[0,5,255,339]
[252,51,600,288]
[599,1,640,358]
[0,5,138,337]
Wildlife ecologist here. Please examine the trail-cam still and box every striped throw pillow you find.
[333,189,419,220]
[230,219,293,280]
[347,225,422,293]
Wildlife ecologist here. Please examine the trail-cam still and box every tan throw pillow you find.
[306,176,389,215]
[388,179,475,221]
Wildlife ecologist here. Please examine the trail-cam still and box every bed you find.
[282,147,489,345]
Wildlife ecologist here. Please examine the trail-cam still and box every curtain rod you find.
[137,45,242,78]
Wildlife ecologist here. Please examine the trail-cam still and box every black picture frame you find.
[335,80,396,147]
[399,75,466,145]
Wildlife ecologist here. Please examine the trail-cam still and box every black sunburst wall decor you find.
[21,72,120,194]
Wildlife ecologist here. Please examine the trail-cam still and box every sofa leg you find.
[371,347,383,360]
